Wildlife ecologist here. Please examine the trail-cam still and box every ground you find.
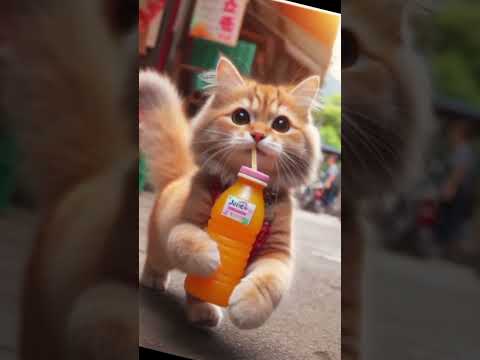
[363,242,480,360]
[139,191,342,360]
[1,194,479,359]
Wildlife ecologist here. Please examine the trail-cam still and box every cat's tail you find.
[139,70,195,192]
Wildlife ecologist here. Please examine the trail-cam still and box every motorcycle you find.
[413,184,442,257]
[381,159,446,257]
[298,180,330,214]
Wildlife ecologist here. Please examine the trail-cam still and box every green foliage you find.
[419,1,480,107]
[139,153,148,192]
[313,94,341,151]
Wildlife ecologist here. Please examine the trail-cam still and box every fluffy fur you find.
[0,1,138,359]
[341,1,434,359]
[140,56,321,329]
[342,0,434,200]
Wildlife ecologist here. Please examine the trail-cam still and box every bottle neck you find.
[237,173,267,189]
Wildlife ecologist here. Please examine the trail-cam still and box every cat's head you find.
[342,0,434,202]
[191,56,322,190]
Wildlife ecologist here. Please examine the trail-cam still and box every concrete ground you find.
[2,192,478,360]
[139,191,342,360]
[363,242,480,360]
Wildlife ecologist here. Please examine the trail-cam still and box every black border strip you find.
[140,346,190,359]
[274,0,341,15]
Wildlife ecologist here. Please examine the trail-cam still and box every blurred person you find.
[434,121,476,258]
[322,153,340,207]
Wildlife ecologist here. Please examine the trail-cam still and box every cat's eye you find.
[231,108,251,125]
[342,28,359,69]
[272,116,290,133]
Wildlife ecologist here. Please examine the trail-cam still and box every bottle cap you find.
[239,166,270,184]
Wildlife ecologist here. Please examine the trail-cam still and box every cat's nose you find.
[251,131,265,143]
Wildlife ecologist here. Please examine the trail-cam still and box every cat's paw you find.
[186,296,223,328]
[140,263,170,292]
[227,277,276,330]
[168,224,220,276]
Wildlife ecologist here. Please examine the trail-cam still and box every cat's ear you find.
[215,55,246,90]
[289,75,321,111]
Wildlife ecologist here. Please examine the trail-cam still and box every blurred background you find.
[360,1,480,359]
[376,0,480,274]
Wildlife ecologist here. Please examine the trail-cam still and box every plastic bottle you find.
[184,165,269,307]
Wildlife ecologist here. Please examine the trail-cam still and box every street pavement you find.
[139,191,341,360]
[3,192,475,360]
[363,242,480,360]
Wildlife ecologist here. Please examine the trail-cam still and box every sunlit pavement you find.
[139,191,341,360]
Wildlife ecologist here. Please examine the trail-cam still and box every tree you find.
[418,1,480,107]
[313,94,341,151]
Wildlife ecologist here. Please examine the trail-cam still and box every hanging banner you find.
[190,0,249,47]
[139,0,165,54]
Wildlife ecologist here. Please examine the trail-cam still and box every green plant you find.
[313,94,341,151]
[418,0,480,108]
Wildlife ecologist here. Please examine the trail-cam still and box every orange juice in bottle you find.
[184,165,269,307]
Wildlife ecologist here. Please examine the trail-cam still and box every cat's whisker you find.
[343,112,398,180]
[276,160,290,188]
[345,113,403,166]
[278,156,299,188]
[200,145,232,168]
[281,151,310,177]
[345,127,391,174]
[283,153,308,179]
[343,109,404,156]
[201,146,230,164]
[283,143,307,156]
[197,142,233,158]
[341,120,371,173]
[192,139,232,147]
[273,159,280,192]
[202,128,232,137]
[218,147,236,185]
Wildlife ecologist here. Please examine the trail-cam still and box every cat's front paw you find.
[140,262,170,292]
[227,277,277,330]
[186,295,223,328]
[168,224,220,276]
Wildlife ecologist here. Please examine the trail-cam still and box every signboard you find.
[139,0,165,54]
[190,0,249,47]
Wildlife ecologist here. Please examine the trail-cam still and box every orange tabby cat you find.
[0,1,138,359]
[140,56,321,329]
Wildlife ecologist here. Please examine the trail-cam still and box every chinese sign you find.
[190,0,249,47]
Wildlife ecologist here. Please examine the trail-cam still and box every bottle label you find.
[221,195,256,225]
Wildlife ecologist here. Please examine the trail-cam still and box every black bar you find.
[140,346,190,359]
[281,0,341,14]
